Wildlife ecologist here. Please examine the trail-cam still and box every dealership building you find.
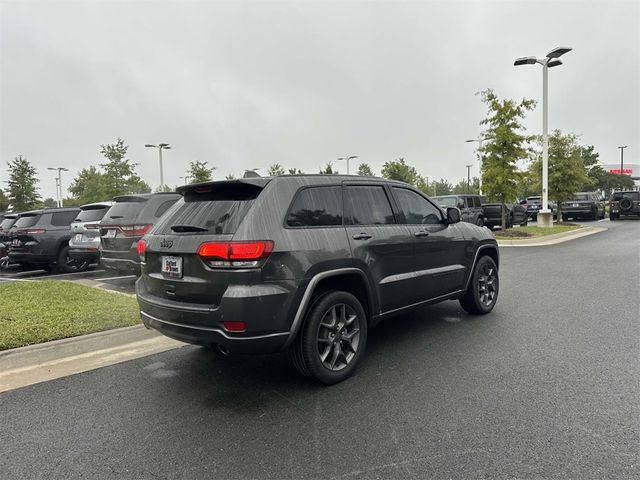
[601,163,640,187]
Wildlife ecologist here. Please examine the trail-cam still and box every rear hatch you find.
[71,205,111,247]
[0,215,19,242]
[100,196,151,252]
[10,212,44,251]
[140,181,267,310]
[563,194,592,209]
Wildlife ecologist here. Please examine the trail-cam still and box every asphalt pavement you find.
[1,218,638,479]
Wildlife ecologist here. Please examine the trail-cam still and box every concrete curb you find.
[497,226,607,247]
[0,324,183,392]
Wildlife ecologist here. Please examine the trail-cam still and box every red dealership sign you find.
[609,168,633,175]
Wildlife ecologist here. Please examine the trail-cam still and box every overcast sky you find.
[1,0,638,200]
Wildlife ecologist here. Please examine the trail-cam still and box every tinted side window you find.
[392,188,442,225]
[473,197,481,208]
[51,211,78,226]
[154,200,178,218]
[345,186,395,225]
[286,186,343,227]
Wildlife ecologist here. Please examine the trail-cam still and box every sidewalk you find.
[497,225,607,247]
[0,325,183,393]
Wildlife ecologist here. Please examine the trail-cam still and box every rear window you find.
[1,217,17,230]
[612,192,639,201]
[77,206,110,222]
[286,186,343,227]
[51,211,78,226]
[573,194,590,201]
[154,200,178,218]
[434,197,457,208]
[104,199,148,222]
[472,197,481,207]
[14,214,42,228]
[156,184,261,235]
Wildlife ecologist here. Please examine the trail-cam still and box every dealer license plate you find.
[161,256,183,278]
[74,234,83,243]
[105,229,117,238]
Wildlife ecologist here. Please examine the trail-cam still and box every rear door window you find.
[104,199,148,223]
[51,211,78,226]
[77,207,110,222]
[156,184,261,235]
[286,186,343,227]
[1,217,17,230]
[472,197,481,208]
[154,200,178,218]
[344,186,395,225]
[14,214,41,228]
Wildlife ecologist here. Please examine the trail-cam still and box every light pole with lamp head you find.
[465,164,473,193]
[337,155,358,174]
[465,137,488,195]
[514,46,572,227]
[145,143,171,190]
[618,146,627,175]
[47,167,69,207]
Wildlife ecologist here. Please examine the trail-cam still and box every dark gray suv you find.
[136,176,499,384]
[100,193,180,274]
[8,207,85,272]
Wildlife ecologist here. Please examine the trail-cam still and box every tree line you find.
[2,93,635,214]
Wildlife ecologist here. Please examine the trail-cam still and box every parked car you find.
[0,213,20,269]
[8,207,87,272]
[560,192,605,220]
[432,194,485,226]
[609,191,640,220]
[68,202,114,265]
[482,201,528,229]
[136,176,499,384]
[525,196,557,220]
[100,193,181,274]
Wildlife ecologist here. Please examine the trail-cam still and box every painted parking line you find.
[96,275,137,282]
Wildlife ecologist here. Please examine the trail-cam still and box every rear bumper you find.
[101,250,141,274]
[136,278,297,354]
[68,248,100,262]
[8,251,54,265]
[562,208,593,216]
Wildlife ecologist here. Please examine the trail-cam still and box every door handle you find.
[414,230,429,237]
[352,233,372,240]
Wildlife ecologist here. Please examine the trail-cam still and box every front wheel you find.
[476,217,484,227]
[460,256,499,315]
[289,291,368,385]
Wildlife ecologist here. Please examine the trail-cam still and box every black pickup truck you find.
[481,199,528,230]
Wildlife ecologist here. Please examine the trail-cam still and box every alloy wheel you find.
[316,303,360,372]
[477,264,497,307]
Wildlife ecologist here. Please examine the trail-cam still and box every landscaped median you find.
[494,223,582,240]
[495,223,607,247]
[0,280,141,351]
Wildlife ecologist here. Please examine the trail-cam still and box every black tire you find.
[506,214,514,229]
[519,216,528,227]
[289,291,368,385]
[609,212,617,221]
[476,217,484,227]
[56,245,89,274]
[619,197,633,212]
[459,256,499,315]
[562,214,568,222]
[591,209,598,221]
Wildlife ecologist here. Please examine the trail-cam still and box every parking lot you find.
[1,218,638,479]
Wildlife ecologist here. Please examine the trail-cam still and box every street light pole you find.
[465,137,487,195]
[47,167,69,207]
[618,146,627,175]
[514,46,572,228]
[145,143,171,190]
[337,155,358,174]
[466,164,472,193]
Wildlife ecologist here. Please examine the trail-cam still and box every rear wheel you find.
[609,212,617,221]
[56,245,89,274]
[289,291,367,385]
[460,256,499,315]
[476,217,484,227]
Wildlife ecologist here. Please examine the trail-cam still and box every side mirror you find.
[446,207,461,224]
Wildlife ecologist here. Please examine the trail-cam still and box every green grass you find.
[0,280,140,351]
[494,224,582,239]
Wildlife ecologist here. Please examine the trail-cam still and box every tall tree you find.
[0,189,10,212]
[452,177,480,195]
[319,163,337,174]
[99,138,151,197]
[431,178,453,196]
[41,198,57,208]
[380,158,423,186]
[68,166,107,205]
[188,160,215,183]
[479,89,535,230]
[268,163,286,176]
[357,163,374,176]
[288,168,304,174]
[6,155,41,211]
[527,130,591,221]
[225,173,237,180]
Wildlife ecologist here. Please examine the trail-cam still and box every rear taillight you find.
[22,228,46,235]
[198,241,274,268]
[137,239,147,261]
[85,223,100,230]
[119,224,153,236]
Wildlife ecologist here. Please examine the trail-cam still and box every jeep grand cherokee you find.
[136,176,499,384]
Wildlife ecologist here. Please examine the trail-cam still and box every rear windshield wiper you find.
[170,224,209,233]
